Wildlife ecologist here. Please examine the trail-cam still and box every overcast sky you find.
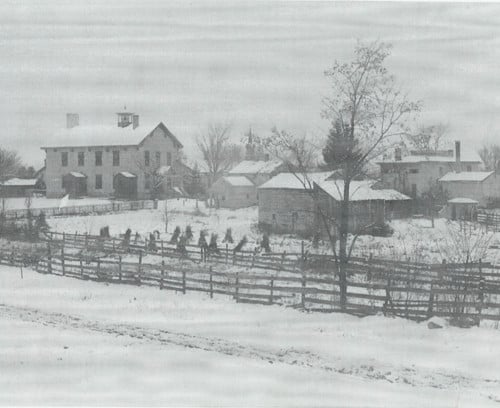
[1,1,500,168]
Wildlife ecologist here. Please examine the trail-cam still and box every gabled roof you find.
[378,149,482,164]
[1,178,38,187]
[316,179,411,202]
[439,171,494,182]
[258,172,333,190]
[221,176,254,187]
[229,160,283,175]
[41,122,182,149]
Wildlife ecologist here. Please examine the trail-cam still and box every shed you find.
[0,178,39,197]
[446,198,479,221]
[62,172,87,198]
[438,171,500,207]
[209,176,256,209]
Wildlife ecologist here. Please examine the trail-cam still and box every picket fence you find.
[2,200,154,220]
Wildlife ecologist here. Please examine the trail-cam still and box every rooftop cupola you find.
[116,106,135,128]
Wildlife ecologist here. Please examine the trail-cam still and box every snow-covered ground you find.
[47,199,500,263]
[2,196,111,210]
[1,266,500,406]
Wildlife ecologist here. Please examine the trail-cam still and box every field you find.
[1,265,500,406]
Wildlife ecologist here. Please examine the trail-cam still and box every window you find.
[222,195,225,201]
[95,174,102,190]
[292,212,298,221]
[439,167,444,176]
[144,151,150,166]
[95,151,102,166]
[467,165,472,172]
[113,150,120,166]
[409,169,419,174]
[411,184,417,198]
[145,173,151,190]
[61,152,68,167]
[61,178,64,188]
[272,214,276,221]
[155,151,161,166]
[246,193,250,199]
[167,152,172,166]
[78,152,84,166]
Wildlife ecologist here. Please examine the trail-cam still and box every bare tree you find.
[478,143,500,171]
[196,123,242,186]
[0,148,22,181]
[269,41,420,309]
[406,123,449,152]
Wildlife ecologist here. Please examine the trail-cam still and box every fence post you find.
[269,278,274,305]
[383,277,392,316]
[80,257,83,277]
[477,259,484,326]
[301,271,306,309]
[225,243,228,264]
[61,247,65,276]
[85,232,89,249]
[209,266,213,298]
[235,273,240,302]
[280,251,285,271]
[47,243,52,274]
[161,240,164,258]
[62,231,65,244]
[160,260,165,290]
[301,241,305,262]
[145,238,148,252]
[182,268,186,294]
[251,253,256,268]
[97,258,101,280]
[119,256,123,282]
[137,251,142,285]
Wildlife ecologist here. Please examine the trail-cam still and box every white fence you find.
[2,200,155,219]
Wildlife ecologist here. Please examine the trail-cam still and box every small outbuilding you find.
[439,171,500,207]
[445,197,479,221]
[0,178,39,197]
[209,176,256,209]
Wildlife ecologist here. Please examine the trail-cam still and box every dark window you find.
[167,152,172,166]
[113,150,120,166]
[61,178,64,188]
[145,173,150,189]
[95,174,102,190]
[144,151,150,166]
[61,152,68,167]
[409,169,419,174]
[155,151,161,166]
[95,151,102,166]
[272,214,276,221]
[246,193,250,199]
[78,152,84,166]
[467,165,472,172]
[292,212,298,221]
[411,184,417,198]
[222,195,225,201]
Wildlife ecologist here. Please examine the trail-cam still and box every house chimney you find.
[395,147,402,161]
[132,114,139,129]
[66,113,79,129]
[455,140,461,172]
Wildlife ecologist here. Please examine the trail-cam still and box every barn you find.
[257,172,332,235]
[209,176,256,209]
[0,178,40,197]
[438,171,500,207]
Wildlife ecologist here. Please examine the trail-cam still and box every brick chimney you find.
[66,113,79,129]
[455,140,461,173]
[395,147,402,161]
[132,114,139,129]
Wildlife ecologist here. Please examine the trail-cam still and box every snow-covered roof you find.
[229,160,283,175]
[258,172,333,190]
[439,171,493,182]
[222,176,254,187]
[448,197,479,204]
[317,179,411,202]
[41,122,182,149]
[378,149,482,164]
[118,171,136,178]
[1,178,38,187]
[68,172,86,178]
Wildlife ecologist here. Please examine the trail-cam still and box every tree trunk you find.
[338,180,350,311]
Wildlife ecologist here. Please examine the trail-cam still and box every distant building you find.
[378,141,482,198]
[41,111,187,199]
[0,178,41,197]
[228,160,286,187]
[209,176,256,209]
[438,170,500,207]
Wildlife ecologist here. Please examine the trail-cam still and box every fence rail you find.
[1,200,155,220]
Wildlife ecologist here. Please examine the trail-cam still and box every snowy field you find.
[46,199,500,263]
[1,265,500,406]
[2,196,111,210]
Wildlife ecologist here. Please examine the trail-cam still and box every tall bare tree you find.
[478,143,500,171]
[0,148,22,181]
[197,123,242,186]
[406,123,449,152]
